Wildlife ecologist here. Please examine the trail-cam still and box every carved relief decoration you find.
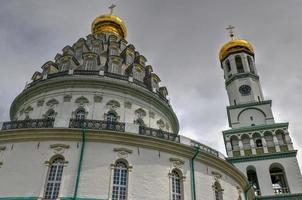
[50,144,70,154]
[114,147,133,159]
[169,158,185,169]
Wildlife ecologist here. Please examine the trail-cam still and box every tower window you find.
[247,56,255,74]
[247,166,261,196]
[44,156,65,200]
[255,139,263,147]
[112,161,128,200]
[225,60,231,72]
[235,55,244,73]
[269,164,289,194]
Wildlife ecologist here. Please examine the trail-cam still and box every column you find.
[238,140,244,156]
[272,133,280,152]
[284,131,294,150]
[226,140,233,157]
[261,136,268,153]
[250,137,256,155]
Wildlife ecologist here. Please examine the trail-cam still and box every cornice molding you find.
[227,100,272,110]
[223,123,289,135]
[227,150,297,163]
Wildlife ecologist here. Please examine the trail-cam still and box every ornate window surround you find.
[41,155,68,200]
[109,158,132,200]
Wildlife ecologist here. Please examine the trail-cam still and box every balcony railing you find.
[139,126,180,143]
[73,70,99,75]
[1,119,55,130]
[69,119,125,132]
[273,187,289,194]
[190,140,219,157]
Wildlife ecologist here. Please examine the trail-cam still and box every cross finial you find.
[226,25,236,40]
[109,4,116,15]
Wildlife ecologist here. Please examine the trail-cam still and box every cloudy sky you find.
[0,0,302,169]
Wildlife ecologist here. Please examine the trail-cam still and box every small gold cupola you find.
[219,25,254,61]
[91,4,127,38]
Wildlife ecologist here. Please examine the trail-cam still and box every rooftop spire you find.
[226,25,236,40]
[108,4,116,15]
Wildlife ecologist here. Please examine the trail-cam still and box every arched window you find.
[112,161,128,200]
[107,111,117,123]
[270,163,289,194]
[246,166,261,196]
[75,109,86,120]
[44,156,65,200]
[171,170,183,200]
[247,56,255,74]
[213,181,223,200]
[225,60,231,72]
[242,135,250,149]
[235,56,244,73]
[264,132,274,147]
[135,118,145,126]
[230,136,239,150]
[46,109,56,120]
[275,130,286,146]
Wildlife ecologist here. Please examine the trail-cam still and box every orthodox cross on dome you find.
[226,25,236,40]
[109,4,116,15]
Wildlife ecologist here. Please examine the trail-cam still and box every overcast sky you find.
[0,0,301,169]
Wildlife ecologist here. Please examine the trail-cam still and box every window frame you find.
[43,156,65,200]
[111,160,130,200]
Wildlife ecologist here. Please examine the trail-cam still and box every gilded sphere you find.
[91,14,127,38]
[219,39,254,61]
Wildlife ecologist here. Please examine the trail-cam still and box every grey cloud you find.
[0,0,301,169]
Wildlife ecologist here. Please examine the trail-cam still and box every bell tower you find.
[219,27,302,198]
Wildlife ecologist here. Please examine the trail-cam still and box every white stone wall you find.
[234,157,302,196]
[228,102,275,128]
[0,140,246,200]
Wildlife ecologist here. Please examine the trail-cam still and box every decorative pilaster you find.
[238,140,244,156]
[261,137,269,153]
[272,133,281,152]
[250,138,256,155]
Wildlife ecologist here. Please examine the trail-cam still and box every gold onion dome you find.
[219,39,254,61]
[219,26,254,61]
[91,14,127,38]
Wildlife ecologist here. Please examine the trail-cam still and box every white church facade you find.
[0,8,301,200]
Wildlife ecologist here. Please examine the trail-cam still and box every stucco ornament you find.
[114,147,133,159]
[75,96,89,106]
[169,158,185,169]
[50,144,70,154]
[107,100,120,110]
[46,99,59,108]
[124,101,132,109]
[212,171,222,181]
[94,95,103,103]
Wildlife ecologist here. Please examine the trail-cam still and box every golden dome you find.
[91,14,127,38]
[219,39,254,61]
